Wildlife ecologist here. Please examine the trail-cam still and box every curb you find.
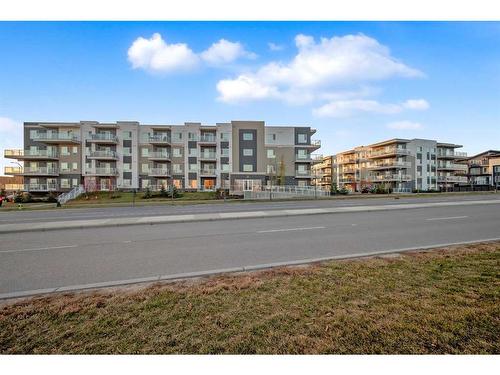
[1,237,499,300]
[1,199,500,234]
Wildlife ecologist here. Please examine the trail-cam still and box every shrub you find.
[142,187,152,199]
[22,192,32,203]
[46,192,58,203]
[14,191,24,203]
[159,184,168,198]
[338,187,349,195]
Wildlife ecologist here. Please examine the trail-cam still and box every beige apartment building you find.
[458,150,500,189]
[4,120,320,194]
[313,138,468,192]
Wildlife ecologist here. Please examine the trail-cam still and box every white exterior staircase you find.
[57,185,86,205]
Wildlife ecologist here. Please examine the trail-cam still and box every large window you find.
[298,134,308,144]
[267,149,275,159]
[242,132,253,141]
[243,149,253,156]
[220,133,230,141]
[266,133,276,143]
[173,148,182,157]
[141,163,149,173]
[141,148,149,157]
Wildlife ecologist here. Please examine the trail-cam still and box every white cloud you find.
[402,99,430,110]
[0,117,23,176]
[217,33,424,103]
[312,98,430,118]
[127,33,199,73]
[386,120,423,130]
[268,42,284,51]
[201,39,256,65]
[216,75,280,102]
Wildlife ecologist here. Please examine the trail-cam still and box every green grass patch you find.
[1,242,499,354]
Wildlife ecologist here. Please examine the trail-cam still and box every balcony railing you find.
[438,151,468,158]
[148,151,171,159]
[369,148,409,158]
[24,183,59,192]
[438,176,468,183]
[199,135,217,143]
[295,154,312,162]
[310,139,321,147]
[199,152,217,159]
[295,170,312,177]
[200,168,216,175]
[85,168,119,176]
[4,149,59,159]
[4,184,24,191]
[32,133,80,142]
[4,166,23,175]
[89,133,118,142]
[87,150,118,159]
[437,163,468,171]
[368,174,412,181]
[12,167,60,175]
[148,134,171,143]
[368,161,411,170]
[149,168,171,176]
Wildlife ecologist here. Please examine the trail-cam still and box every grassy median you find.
[1,242,499,354]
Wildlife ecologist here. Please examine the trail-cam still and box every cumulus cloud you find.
[313,98,430,118]
[268,42,284,51]
[402,99,430,110]
[386,120,423,130]
[128,33,257,73]
[217,33,424,104]
[201,39,256,65]
[127,33,199,73]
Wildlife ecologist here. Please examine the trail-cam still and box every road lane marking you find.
[257,226,325,233]
[426,216,469,221]
[0,244,78,254]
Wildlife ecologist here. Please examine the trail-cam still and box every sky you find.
[0,21,499,175]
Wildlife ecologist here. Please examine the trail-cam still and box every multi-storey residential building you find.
[313,138,468,193]
[459,150,500,189]
[4,120,320,194]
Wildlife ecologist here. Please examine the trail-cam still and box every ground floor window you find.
[141,179,150,189]
[173,179,182,189]
[189,179,198,189]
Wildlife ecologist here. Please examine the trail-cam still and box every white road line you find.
[426,216,469,221]
[0,244,78,254]
[257,226,325,234]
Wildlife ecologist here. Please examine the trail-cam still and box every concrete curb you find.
[1,199,499,234]
[1,237,499,300]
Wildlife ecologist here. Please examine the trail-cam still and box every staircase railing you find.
[57,185,86,205]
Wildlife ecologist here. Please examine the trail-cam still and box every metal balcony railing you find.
[438,176,468,183]
[23,167,59,175]
[437,151,468,158]
[368,161,411,169]
[199,152,217,159]
[369,174,412,181]
[148,134,171,143]
[24,183,59,192]
[4,149,59,159]
[88,150,118,158]
[85,168,118,176]
[149,168,171,176]
[33,133,80,142]
[89,133,118,142]
[148,151,171,159]
[4,166,23,175]
[199,135,217,143]
[200,168,216,175]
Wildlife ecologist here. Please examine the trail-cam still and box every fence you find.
[242,185,330,200]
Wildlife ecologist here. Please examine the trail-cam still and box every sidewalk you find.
[1,198,499,234]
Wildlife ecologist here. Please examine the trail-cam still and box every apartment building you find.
[313,138,467,193]
[4,120,320,194]
[459,150,500,188]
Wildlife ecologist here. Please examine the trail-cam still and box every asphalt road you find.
[1,193,499,224]
[1,199,499,297]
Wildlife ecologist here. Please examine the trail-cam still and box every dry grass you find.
[1,242,499,354]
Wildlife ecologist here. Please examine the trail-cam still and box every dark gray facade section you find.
[188,172,197,180]
[188,157,197,164]
[188,141,197,149]
[123,140,132,148]
[123,156,132,164]
[238,129,257,172]
[220,157,229,164]
[123,172,132,180]
[220,141,229,149]
[294,127,311,145]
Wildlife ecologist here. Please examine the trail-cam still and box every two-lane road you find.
[1,197,499,298]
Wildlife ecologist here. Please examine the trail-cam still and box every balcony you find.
[437,163,468,172]
[4,166,23,175]
[367,161,411,170]
[369,148,410,159]
[295,170,312,178]
[339,178,357,184]
[149,168,171,177]
[148,134,171,145]
[295,154,312,162]
[368,174,412,182]
[4,149,59,160]
[438,176,468,183]
[5,166,59,176]
[4,183,24,191]
[199,168,216,176]
[88,133,118,144]
[148,151,171,161]
[198,134,217,144]
[199,152,217,160]
[312,154,323,163]
[438,151,468,159]
[305,139,321,150]
[24,183,59,192]
[338,157,356,164]
[84,168,119,176]
[87,150,119,160]
[32,133,80,143]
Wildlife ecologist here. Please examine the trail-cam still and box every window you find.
[173,179,182,188]
[298,134,307,144]
[243,149,253,156]
[61,179,70,189]
[141,163,149,173]
[267,165,275,173]
[141,148,149,157]
[72,146,78,155]
[141,180,150,189]
[123,179,131,187]
[189,163,198,172]
[72,178,79,187]
[123,131,132,140]
[297,149,308,159]
[173,164,182,173]
[242,132,253,141]
[188,132,197,140]
[243,164,254,172]
[221,163,230,172]
[297,164,307,172]
[266,133,276,143]
[298,180,307,187]
[123,147,131,156]
[172,132,183,142]
[61,146,70,156]
[173,148,182,157]
[86,162,92,170]
[220,133,230,141]
[267,149,275,159]
[189,179,198,189]
[221,148,230,157]
[123,163,131,172]
[30,129,38,140]
[72,162,78,170]
[188,148,198,157]
[60,162,69,171]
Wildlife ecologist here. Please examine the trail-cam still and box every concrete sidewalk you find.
[1,199,499,234]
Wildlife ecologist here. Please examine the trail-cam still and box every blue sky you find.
[1,22,499,174]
